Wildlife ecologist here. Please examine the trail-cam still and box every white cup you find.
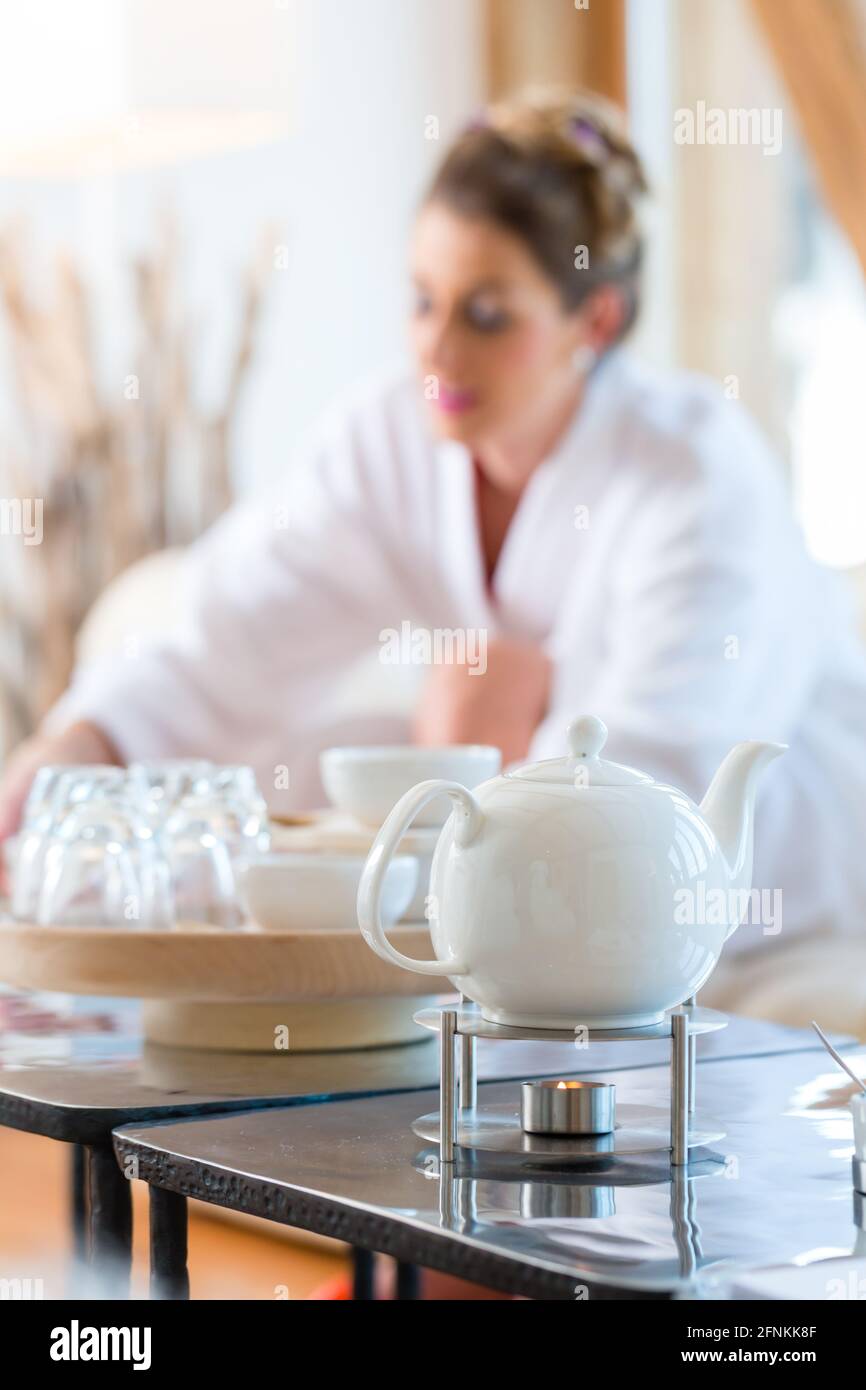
[320,745,501,829]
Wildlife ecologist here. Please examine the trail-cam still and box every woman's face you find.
[409,202,601,472]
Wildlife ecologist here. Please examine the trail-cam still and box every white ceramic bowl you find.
[269,814,440,923]
[319,745,501,829]
[240,852,417,933]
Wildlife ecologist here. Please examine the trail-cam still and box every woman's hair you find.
[424,87,648,338]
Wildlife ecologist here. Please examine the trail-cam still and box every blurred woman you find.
[4,87,866,968]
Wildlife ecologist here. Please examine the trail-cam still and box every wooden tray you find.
[0,921,449,1003]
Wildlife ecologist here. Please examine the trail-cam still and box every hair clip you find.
[568,115,611,163]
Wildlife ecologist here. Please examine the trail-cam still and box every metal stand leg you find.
[671,1012,690,1167]
[149,1186,190,1300]
[87,1142,133,1297]
[685,993,697,1114]
[440,1009,458,1163]
[395,1261,421,1300]
[351,1247,375,1300]
[459,1033,476,1111]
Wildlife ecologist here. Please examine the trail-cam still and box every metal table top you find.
[0,991,849,1144]
[113,1037,866,1299]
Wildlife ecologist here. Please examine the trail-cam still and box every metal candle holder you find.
[415,994,728,1169]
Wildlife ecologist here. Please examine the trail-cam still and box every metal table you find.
[1,993,819,1297]
[110,1023,863,1299]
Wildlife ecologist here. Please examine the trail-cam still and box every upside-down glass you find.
[12,766,129,922]
[188,765,270,855]
[159,765,270,928]
[161,800,242,928]
[36,792,173,928]
[127,759,214,823]
[14,760,270,930]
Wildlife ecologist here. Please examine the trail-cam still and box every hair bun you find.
[486,86,647,196]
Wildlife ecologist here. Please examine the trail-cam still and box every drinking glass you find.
[12,766,128,922]
[160,766,270,927]
[37,791,173,928]
[14,760,268,931]
[184,765,270,857]
[128,759,213,823]
[161,800,241,928]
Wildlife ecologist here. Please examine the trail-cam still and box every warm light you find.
[0,110,291,178]
[0,0,292,178]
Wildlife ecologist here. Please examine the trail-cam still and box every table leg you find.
[395,1261,420,1300]
[70,1143,88,1264]
[149,1185,190,1300]
[351,1247,375,1300]
[87,1142,133,1297]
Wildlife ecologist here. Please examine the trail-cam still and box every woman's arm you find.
[412,637,551,766]
[0,420,397,833]
[0,721,121,840]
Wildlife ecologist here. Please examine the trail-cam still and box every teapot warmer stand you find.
[412,998,729,1173]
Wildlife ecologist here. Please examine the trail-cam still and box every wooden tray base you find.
[0,921,448,1001]
[141,996,440,1053]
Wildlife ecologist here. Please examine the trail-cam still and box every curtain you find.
[751,0,866,277]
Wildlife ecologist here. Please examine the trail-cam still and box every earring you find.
[572,344,598,376]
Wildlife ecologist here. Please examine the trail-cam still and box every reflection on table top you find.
[113,1046,866,1299]
[0,988,857,1143]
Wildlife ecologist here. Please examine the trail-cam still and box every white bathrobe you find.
[51,350,866,955]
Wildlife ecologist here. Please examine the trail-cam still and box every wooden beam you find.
[483,0,627,108]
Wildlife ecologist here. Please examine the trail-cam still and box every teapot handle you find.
[357,779,481,977]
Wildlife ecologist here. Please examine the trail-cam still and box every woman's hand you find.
[0,720,122,841]
[412,637,551,766]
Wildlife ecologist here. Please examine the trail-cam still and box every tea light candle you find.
[521,1079,615,1136]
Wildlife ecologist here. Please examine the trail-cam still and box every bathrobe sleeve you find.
[529,395,825,799]
[45,410,404,771]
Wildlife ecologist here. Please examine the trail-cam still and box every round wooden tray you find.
[0,921,449,1003]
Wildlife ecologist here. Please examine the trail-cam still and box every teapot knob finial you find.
[567,715,608,760]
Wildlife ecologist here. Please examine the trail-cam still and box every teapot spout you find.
[700,741,787,889]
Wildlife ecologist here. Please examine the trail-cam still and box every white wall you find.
[625,0,679,372]
[282,0,484,465]
[0,0,485,492]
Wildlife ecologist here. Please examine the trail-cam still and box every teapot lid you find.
[506,716,653,788]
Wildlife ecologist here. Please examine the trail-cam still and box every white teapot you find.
[357,716,785,1029]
